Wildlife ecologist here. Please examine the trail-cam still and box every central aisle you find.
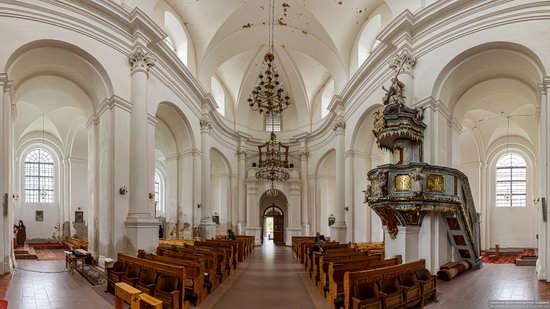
[203,240,329,309]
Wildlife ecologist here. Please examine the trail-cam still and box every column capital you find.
[389,49,417,75]
[298,150,309,160]
[200,116,213,133]
[129,46,155,75]
[333,119,346,135]
[237,147,247,159]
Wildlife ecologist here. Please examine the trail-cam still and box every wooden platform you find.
[14,244,37,260]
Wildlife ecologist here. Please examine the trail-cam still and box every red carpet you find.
[35,248,66,260]
[482,249,536,264]
[28,242,65,249]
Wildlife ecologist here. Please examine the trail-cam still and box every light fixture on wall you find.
[149,192,156,199]
[247,0,291,115]
[12,193,19,201]
[119,186,128,195]
[344,206,349,211]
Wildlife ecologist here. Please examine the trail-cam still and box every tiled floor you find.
[6,260,112,309]
[6,245,550,309]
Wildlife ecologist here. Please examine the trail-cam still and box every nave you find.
[2,242,549,309]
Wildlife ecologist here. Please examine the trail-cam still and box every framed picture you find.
[35,210,44,222]
[212,215,220,225]
[75,211,84,223]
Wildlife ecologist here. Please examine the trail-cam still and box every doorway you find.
[263,204,284,244]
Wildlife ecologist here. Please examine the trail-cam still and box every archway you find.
[259,189,288,246]
[263,205,285,244]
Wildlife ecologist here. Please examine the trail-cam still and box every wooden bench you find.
[160,245,228,282]
[194,241,240,269]
[302,243,348,265]
[308,248,357,278]
[114,254,185,309]
[327,257,402,308]
[137,251,206,304]
[314,252,371,286]
[343,259,427,309]
[63,236,88,250]
[319,254,384,295]
[236,236,255,256]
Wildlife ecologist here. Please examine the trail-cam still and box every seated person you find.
[311,240,326,254]
[227,229,236,240]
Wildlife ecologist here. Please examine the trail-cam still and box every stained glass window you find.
[496,153,527,207]
[24,148,54,203]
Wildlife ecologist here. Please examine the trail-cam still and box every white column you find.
[0,76,14,274]
[199,116,216,240]
[86,117,99,256]
[299,150,310,235]
[245,179,261,245]
[331,119,347,242]
[125,46,158,253]
[539,78,550,280]
[63,159,72,238]
[237,147,247,235]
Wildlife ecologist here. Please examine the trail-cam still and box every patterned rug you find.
[482,249,536,264]
[76,265,107,286]
[34,248,66,261]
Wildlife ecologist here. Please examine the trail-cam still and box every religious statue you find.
[372,110,385,135]
[411,167,426,195]
[16,220,26,247]
[414,106,425,122]
[382,77,406,106]
[373,170,387,198]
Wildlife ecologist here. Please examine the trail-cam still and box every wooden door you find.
[273,215,284,243]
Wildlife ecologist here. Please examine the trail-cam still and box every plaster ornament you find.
[129,46,155,73]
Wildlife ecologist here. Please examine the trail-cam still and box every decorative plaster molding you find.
[236,148,247,159]
[200,116,213,133]
[129,46,155,75]
[389,49,417,74]
[298,150,310,160]
[333,119,346,135]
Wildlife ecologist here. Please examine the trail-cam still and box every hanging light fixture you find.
[247,0,291,115]
[256,132,290,184]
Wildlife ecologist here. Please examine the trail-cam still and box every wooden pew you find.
[343,259,427,309]
[160,245,228,282]
[308,248,356,278]
[154,248,218,292]
[327,257,402,308]
[301,243,348,265]
[63,236,88,250]
[115,254,186,309]
[137,251,206,304]
[236,236,255,256]
[319,255,384,295]
[193,241,239,269]
[160,240,235,274]
[292,236,316,255]
[313,252,370,285]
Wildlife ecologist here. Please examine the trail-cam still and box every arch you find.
[164,11,189,66]
[357,14,382,66]
[350,104,385,150]
[155,102,196,151]
[432,42,545,113]
[320,79,335,119]
[5,39,113,110]
[211,76,226,116]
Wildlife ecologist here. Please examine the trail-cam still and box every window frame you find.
[154,171,165,217]
[264,113,282,132]
[24,148,55,204]
[495,152,527,208]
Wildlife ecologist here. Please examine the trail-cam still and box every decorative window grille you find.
[24,149,54,203]
[496,153,527,207]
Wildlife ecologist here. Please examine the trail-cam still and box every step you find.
[14,253,38,260]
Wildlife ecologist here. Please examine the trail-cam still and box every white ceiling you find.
[163,0,387,125]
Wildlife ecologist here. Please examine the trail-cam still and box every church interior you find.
[1,0,550,308]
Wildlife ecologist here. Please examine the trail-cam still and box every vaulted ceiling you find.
[160,0,394,129]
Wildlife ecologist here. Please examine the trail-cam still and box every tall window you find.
[265,114,282,132]
[496,153,527,207]
[25,148,54,203]
[154,172,163,216]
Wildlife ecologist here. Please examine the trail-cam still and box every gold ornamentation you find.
[372,110,385,135]
[427,175,445,192]
[395,174,411,191]
[370,179,378,195]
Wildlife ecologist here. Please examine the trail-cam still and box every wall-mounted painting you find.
[35,210,44,222]
[75,211,84,223]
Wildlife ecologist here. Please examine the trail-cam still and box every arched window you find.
[164,11,188,66]
[496,153,527,207]
[24,148,54,203]
[265,114,282,132]
[154,172,164,217]
[321,79,335,119]
[357,14,382,65]
[211,77,225,116]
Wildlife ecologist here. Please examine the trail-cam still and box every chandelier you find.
[266,182,279,197]
[247,0,291,115]
[256,132,290,183]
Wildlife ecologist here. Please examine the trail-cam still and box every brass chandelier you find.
[247,0,291,115]
[252,0,291,189]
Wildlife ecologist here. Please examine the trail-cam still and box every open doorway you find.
[263,205,284,244]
